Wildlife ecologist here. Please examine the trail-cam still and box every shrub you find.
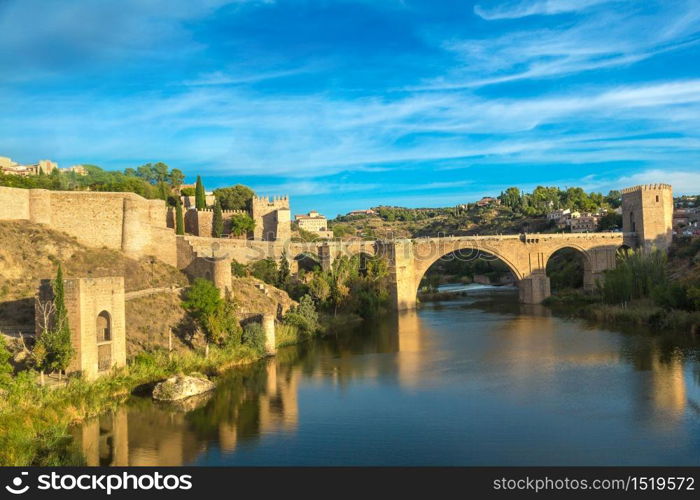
[242,323,266,354]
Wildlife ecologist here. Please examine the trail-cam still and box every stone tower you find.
[251,195,291,241]
[621,184,673,251]
[36,276,126,380]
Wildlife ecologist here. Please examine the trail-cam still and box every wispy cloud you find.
[474,0,616,20]
[417,1,700,90]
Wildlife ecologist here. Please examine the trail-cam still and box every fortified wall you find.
[183,207,248,238]
[0,186,177,266]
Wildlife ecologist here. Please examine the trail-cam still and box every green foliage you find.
[230,214,255,237]
[231,260,247,277]
[213,185,255,211]
[0,335,13,378]
[302,255,388,318]
[277,252,291,288]
[36,263,74,375]
[0,162,187,202]
[599,249,668,304]
[182,279,241,346]
[546,248,584,291]
[212,200,223,238]
[242,323,265,354]
[180,186,195,196]
[195,175,206,210]
[250,259,278,285]
[331,223,354,238]
[282,295,319,338]
[598,212,622,231]
[175,199,184,235]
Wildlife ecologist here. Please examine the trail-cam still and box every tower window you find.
[656,195,659,202]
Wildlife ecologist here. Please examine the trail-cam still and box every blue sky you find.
[1,0,699,217]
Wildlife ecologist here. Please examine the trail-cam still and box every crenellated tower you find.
[621,184,673,251]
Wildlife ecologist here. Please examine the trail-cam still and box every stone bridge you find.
[175,183,672,311]
[379,232,635,310]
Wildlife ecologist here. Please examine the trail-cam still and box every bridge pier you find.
[318,244,334,271]
[517,274,551,304]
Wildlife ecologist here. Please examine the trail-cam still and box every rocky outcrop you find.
[152,374,215,401]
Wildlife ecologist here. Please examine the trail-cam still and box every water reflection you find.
[75,289,700,465]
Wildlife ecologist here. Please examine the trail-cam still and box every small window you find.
[656,195,659,202]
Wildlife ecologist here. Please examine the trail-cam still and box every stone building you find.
[621,184,673,250]
[36,277,126,380]
[295,210,333,239]
[569,214,599,233]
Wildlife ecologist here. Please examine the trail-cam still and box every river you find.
[77,285,700,466]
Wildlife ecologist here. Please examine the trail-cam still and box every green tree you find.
[213,185,255,211]
[250,259,278,284]
[277,252,291,288]
[175,199,185,235]
[598,212,622,231]
[212,200,223,238]
[183,279,241,352]
[195,175,206,210]
[36,263,74,380]
[283,294,319,338]
[181,186,195,196]
[499,187,522,210]
[169,168,185,191]
[230,214,255,237]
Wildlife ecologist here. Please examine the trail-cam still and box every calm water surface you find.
[80,286,700,466]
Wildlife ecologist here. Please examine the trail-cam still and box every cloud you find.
[418,1,700,90]
[587,169,700,195]
[474,0,615,20]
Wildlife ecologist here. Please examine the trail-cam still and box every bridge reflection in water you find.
[73,292,699,466]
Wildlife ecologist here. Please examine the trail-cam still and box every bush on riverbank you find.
[0,343,261,466]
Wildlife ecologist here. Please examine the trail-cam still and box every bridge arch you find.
[544,245,591,292]
[412,244,522,303]
[293,252,322,273]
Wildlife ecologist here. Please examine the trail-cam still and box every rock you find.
[152,375,215,401]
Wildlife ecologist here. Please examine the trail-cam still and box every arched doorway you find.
[96,311,112,372]
[545,247,588,293]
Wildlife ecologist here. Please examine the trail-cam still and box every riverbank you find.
[543,291,700,334]
[0,342,268,466]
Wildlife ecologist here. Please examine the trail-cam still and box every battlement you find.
[621,184,672,194]
[195,208,248,216]
[253,195,290,208]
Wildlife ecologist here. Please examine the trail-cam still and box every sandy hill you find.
[0,220,296,356]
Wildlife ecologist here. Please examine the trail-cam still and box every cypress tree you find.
[195,175,206,210]
[175,199,185,235]
[38,263,74,380]
[277,251,291,288]
[212,200,223,238]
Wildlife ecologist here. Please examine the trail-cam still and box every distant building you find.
[547,208,570,221]
[569,213,599,233]
[295,210,333,239]
[0,157,60,176]
[60,164,88,176]
[346,209,376,217]
[475,196,500,207]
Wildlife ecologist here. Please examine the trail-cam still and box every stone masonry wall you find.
[0,186,177,266]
